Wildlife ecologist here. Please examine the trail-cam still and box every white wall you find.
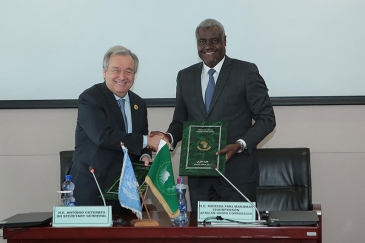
[1,105,365,243]
[1,0,365,99]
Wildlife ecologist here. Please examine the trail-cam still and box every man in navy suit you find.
[151,19,276,211]
[70,46,160,211]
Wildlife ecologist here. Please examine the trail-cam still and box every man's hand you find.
[216,143,241,163]
[149,131,171,144]
[146,134,161,152]
[140,155,153,166]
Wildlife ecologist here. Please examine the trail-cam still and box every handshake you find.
[146,131,172,152]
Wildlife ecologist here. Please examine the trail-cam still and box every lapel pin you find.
[134,104,138,110]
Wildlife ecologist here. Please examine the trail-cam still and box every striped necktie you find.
[118,99,128,132]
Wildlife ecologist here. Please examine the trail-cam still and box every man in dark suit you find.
[70,46,160,211]
[151,19,276,211]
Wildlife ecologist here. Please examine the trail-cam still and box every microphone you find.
[210,163,261,222]
[89,166,106,206]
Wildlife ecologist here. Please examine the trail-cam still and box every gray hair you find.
[195,19,226,39]
[102,45,139,74]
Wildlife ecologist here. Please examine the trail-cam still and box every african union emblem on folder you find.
[179,121,227,176]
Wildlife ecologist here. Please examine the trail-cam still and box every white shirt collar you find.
[114,93,130,103]
[202,56,225,75]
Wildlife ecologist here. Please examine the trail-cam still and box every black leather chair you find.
[59,150,74,189]
[256,148,312,211]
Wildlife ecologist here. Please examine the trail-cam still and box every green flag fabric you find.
[145,141,179,218]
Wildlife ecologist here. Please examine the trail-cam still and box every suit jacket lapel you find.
[208,56,232,113]
[129,91,138,133]
[101,82,126,131]
[193,63,207,115]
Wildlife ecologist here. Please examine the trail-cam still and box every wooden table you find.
[3,211,321,243]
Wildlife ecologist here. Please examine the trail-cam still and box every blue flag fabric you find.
[118,146,142,219]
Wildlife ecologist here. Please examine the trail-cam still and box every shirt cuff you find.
[139,154,151,161]
[236,139,247,153]
[143,135,147,149]
[167,132,174,151]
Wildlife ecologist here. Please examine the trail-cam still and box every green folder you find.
[179,121,227,176]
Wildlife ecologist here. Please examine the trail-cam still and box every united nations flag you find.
[118,146,142,219]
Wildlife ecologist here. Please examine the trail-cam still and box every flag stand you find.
[130,185,159,227]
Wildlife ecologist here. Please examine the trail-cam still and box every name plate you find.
[197,201,256,224]
[52,206,112,227]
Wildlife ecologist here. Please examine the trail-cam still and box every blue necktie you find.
[118,99,128,132]
[205,69,216,112]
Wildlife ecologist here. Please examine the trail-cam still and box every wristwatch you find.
[235,139,245,153]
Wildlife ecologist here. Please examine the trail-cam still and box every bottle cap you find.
[177,177,181,184]
[65,174,72,180]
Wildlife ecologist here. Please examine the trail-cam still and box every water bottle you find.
[61,175,75,206]
[173,177,188,227]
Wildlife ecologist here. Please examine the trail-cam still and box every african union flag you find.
[145,140,179,218]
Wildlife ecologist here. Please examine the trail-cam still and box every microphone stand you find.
[89,166,106,206]
[210,164,261,222]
